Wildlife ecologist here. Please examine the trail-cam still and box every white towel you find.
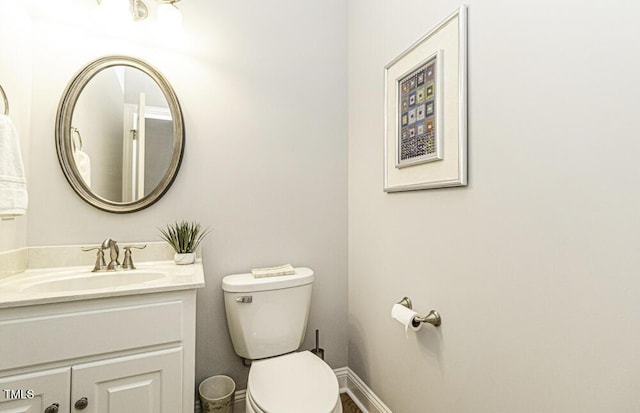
[73,149,91,187]
[0,114,27,217]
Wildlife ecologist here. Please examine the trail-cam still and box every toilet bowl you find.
[222,267,342,413]
[245,351,342,413]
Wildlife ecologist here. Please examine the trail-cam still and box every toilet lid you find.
[248,351,338,413]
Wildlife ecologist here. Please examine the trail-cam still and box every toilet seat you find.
[247,351,341,413]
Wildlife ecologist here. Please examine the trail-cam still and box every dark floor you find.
[341,393,363,413]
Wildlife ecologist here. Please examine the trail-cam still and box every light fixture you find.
[96,0,183,24]
[131,0,149,21]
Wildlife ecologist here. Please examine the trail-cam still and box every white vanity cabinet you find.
[0,367,70,413]
[0,289,197,413]
[69,347,183,413]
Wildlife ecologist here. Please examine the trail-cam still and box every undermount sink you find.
[19,270,166,293]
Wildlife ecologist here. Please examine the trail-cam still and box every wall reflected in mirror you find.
[71,66,174,203]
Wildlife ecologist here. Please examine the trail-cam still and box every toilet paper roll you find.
[391,303,422,334]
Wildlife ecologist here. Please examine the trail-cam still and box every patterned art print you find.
[398,55,439,166]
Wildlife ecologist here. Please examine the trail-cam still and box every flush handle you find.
[235,296,252,303]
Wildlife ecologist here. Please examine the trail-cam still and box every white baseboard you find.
[234,389,247,411]
[335,366,349,390]
[337,367,392,413]
[197,367,390,413]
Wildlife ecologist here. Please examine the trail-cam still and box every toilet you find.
[222,267,342,413]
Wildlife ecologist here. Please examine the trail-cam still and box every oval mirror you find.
[56,56,184,213]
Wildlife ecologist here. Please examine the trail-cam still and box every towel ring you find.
[70,127,84,152]
[0,84,8,116]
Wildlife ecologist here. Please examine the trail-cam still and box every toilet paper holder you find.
[398,297,441,327]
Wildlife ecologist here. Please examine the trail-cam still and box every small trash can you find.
[199,375,236,413]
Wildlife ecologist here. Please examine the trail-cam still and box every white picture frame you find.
[384,5,468,192]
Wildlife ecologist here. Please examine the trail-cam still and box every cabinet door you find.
[0,367,70,413]
[71,348,182,413]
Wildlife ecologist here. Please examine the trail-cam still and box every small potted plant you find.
[159,220,211,265]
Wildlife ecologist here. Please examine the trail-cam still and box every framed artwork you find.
[384,5,468,192]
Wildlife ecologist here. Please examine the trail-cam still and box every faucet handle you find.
[81,246,107,272]
[121,245,146,270]
[123,244,147,250]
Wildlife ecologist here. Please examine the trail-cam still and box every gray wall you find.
[348,0,640,411]
[74,70,125,201]
[21,0,347,391]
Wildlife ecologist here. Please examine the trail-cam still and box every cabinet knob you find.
[44,403,59,413]
[74,397,89,410]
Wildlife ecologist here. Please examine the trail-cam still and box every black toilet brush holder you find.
[310,329,324,360]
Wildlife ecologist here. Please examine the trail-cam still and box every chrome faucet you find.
[101,238,121,271]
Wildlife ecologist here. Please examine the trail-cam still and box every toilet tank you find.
[222,267,314,360]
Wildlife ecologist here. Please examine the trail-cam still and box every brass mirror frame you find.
[55,56,184,213]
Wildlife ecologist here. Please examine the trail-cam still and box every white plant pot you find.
[174,252,196,265]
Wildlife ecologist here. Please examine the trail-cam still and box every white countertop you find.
[0,260,205,309]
